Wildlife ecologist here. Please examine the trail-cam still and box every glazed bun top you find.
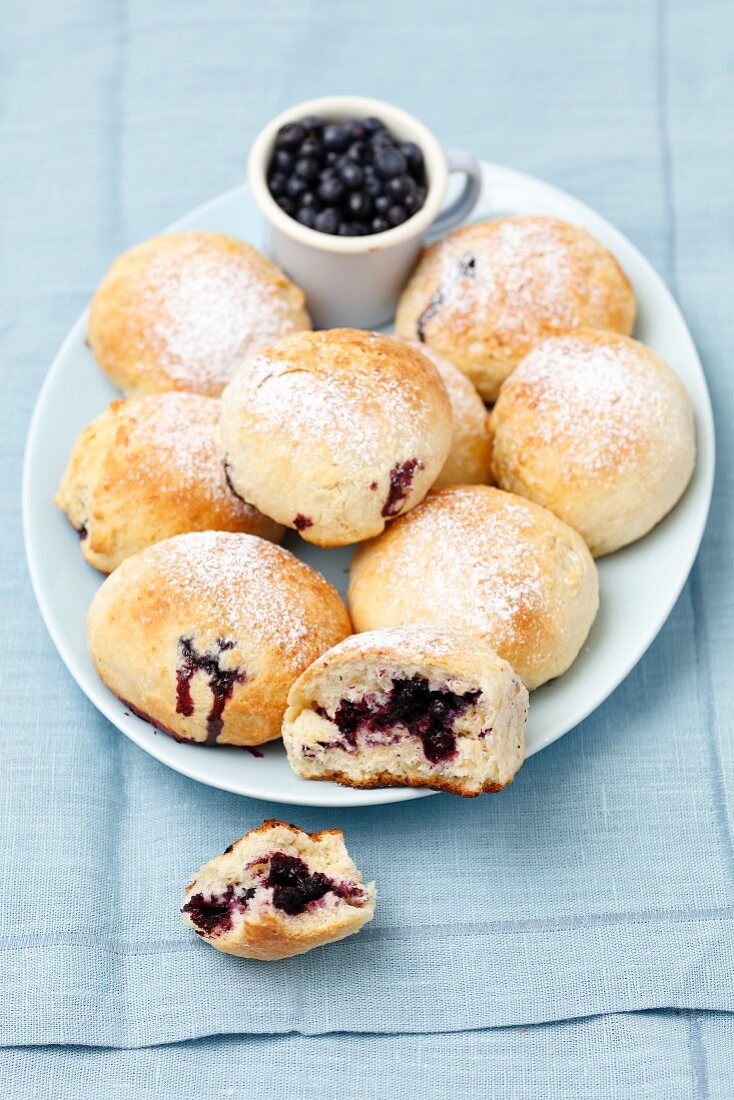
[220,329,453,546]
[88,231,311,397]
[395,216,636,401]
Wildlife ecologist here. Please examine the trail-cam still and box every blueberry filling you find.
[315,675,481,764]
[416,290,444,342]
[182,883,254,937]
[175,637,246,744]
[416,252,477,340]
[223,459,247,504]
[264,853,335,916]
[267,115,427,237]
[77,524,88,541]
[382,458,423,517]
[457,253,477,278]
[293,513,313,531]
[183,853,363,935]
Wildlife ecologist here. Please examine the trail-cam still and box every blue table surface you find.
[2,0,732,1096]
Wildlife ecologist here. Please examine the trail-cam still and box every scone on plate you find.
[399,340,493,487]
[87,532,351,747]
[88,231,311,397]
[221,329,452,546]
[490,329,696,556]
[55,393,283,573]
[395,216,636,401]
[349,486,599,691]
[283,626,528,797]
[181,820,376,960]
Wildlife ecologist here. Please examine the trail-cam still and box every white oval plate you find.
[23,162,714,807]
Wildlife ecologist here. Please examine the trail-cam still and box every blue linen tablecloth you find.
[2,0,732,1094]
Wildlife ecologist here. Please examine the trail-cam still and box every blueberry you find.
[339,162,364,189]
[370,130,395,149]
[318,177,345,204]
[299,115,322,132]
[362,116,384,133]
[325,150,340,165]
[405,186,427,214]
[273,150,294,172]
[323,124,349,151]
[267,172,288,197]
[375,147,407,178]
[294,156,320,181]
[371,215,391,233]
[300,190,318,208]
[346,141,368,163]
[386,174,415,202]
[276,122,306,149]
[344,120,367,141]
[315,207,341,234]
[387,204,408,226]
[400,141,424,174]
[374,194,390,214]
[347,191,372,219]
[286,175,308,200]
[276,196,296,215]
[404,189,422,213]
[299,137,321,159]
[363,175,383,198]
[338,222,361,235]
[296,206,318,228]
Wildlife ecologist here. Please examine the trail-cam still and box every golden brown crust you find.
[302,767,509,798]
[398,340,493,487]
[88,231,311,397]
[55,393,283,572]
[395,216,636,401]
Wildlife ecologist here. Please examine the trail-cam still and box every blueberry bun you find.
[490,330,696,556]
[221,329,452,546]
[55,393,282,573]
[87,532,351,747]
[282,626,528,796]
[396,216,635,402]
[181,820,375,960]
[88,231,311,397]
[349,486,599,691]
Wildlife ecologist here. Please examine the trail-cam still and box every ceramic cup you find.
[248,95,482,328]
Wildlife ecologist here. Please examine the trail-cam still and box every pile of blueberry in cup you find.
[266,116,427,237]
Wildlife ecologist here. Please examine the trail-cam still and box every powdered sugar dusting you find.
[503,334,672,472]
[119,393,249,510]
[367,489,568,641]
[324,624,492,665]
[144,532,345,657]
[417,218,614,347]
[230,333,439,467]
[140,237,306,392]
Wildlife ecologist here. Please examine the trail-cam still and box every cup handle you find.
[429,149,482,236]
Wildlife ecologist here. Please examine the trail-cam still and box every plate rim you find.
[22,161,716,806]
